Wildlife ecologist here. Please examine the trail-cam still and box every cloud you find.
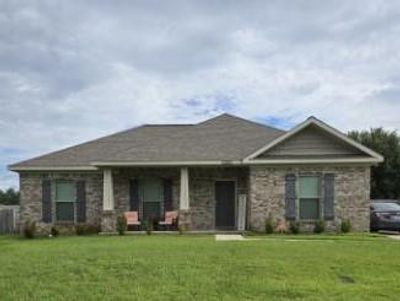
[1,0,400,188]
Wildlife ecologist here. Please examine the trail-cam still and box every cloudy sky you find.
[1,0,400,189]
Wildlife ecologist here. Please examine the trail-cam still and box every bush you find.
[50,227,59,237]
[340,219,352,233]
[75,224,100,236]
[116,215,127,235]
[146,218,153,235]
[178,224,186,235]
[264,216,274,234]
[313,220,325,234]
[23,220,36,239]
[275,218,288,234]
[75,224,85,236]
[289,221,301,234]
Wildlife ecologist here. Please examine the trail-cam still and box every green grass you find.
[1,234,400,301]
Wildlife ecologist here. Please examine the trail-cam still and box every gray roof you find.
[10,114,285,168]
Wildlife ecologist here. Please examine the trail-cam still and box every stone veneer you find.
[19,171,103,234]
[111,167,248,231]
[249,165,371,232]
[18,165,370,233]
[18,167,248,233]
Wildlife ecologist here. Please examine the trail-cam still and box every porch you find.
[100,167,249,232]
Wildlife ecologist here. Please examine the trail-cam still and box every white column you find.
[238,194,247,231]
[179,167,189,210]
[103,169,114,211]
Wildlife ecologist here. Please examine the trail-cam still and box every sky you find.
[1,0,400,189]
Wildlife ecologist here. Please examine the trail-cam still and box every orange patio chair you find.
[159,211,178,230]
[124,211,141,231]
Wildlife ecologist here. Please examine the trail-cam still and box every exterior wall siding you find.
[249,165,371,232]
[19,172,103,234]
[259,126,363,157]
[17,165,370,233]
[18,167,249,233]
[188,167,248,230]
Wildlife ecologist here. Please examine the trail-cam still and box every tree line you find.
[0,188,20,205]
[0,128,399,205]
[349,128,400,200]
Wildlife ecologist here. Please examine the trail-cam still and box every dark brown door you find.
[215,181,235,230]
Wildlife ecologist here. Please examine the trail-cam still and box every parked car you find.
[370,201,400,232]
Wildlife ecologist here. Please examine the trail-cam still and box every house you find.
[8,114,383,233]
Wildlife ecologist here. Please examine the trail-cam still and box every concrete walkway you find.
[215,234,245,241]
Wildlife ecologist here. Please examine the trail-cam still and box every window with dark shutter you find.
[323,174,335,220]
[42,180,52,223]
[76,181,86,223]
[55,181,75,222]
[129,179,140,211]
[299,176,320,220]
[163,179,173,212]
[285,174,297,221]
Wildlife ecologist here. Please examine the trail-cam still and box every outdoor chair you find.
[124,211,141,231]
[159,211,178,231]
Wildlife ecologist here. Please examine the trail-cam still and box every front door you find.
[215,181,235,230]
[141,178,163,222]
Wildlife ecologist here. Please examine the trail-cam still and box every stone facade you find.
[249,165,371,232]
[19,171,103,234]
[111,167,248,231]
[188,167,248,230]
[18,165,371,234]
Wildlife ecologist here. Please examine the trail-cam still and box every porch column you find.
[103,169,114,211]
[179,167,189,210]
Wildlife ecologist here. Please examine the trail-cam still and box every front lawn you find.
[0,234,399,300]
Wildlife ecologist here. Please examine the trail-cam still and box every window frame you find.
[54,181,76,223]
[297,175,321,221]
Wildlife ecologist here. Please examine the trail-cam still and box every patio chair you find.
[124,211,141,231]
[159,211,178,231]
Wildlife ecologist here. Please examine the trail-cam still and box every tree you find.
[0,188,20,205]
[348,128,400,199]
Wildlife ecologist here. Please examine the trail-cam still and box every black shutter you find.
[285,174,297,221]
[76,181,86,223]
[129,179,140,211]
[163,179,173,212]
[42,180,52,223]
[323,174,335,220]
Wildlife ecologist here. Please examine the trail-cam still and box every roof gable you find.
[245,117,383,163]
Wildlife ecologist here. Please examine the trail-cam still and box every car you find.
[370,201,400,232]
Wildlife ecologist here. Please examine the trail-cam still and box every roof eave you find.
[91,160,243,167]
[8,165,99,172]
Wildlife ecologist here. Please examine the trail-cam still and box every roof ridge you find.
[142,124,194,127]
[198,112,285,133]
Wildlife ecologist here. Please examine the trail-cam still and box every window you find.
[55,181,75,222]
[299,176,320,220]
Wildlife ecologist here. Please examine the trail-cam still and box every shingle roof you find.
[9,114,285,168]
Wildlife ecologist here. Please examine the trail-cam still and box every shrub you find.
[264,216,274,234]
[146,218,153,235]
[50,227,59,237]
[75,224,85,236]
[75,224,100,236]
[275,218,288,234]
[289,221,301,234]
[116,215,127,235]
[178,224,186,235]
[340,219,352,233]
[313,220,325,234]
[23,220,36,239]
